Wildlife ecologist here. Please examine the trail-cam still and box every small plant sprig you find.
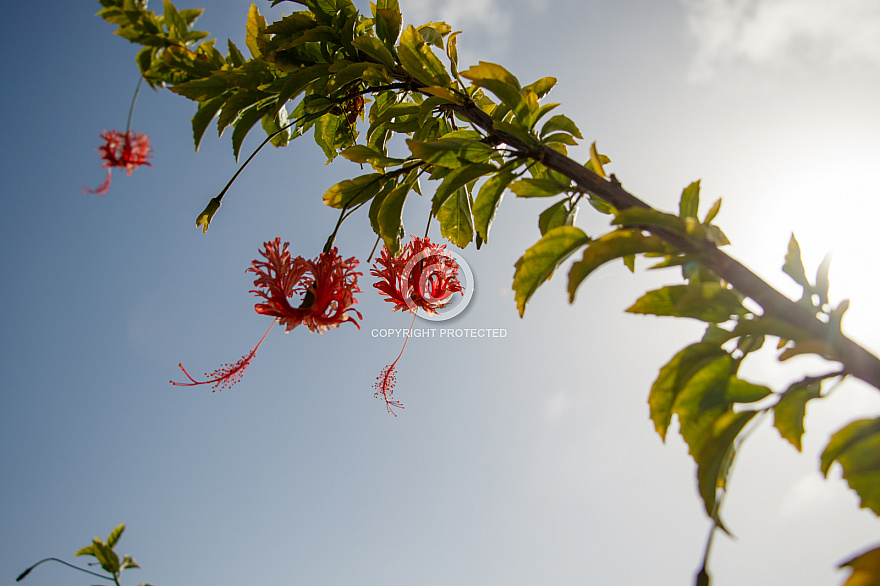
[17,524,150,586]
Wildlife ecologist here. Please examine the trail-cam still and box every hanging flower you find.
[371,236,463,314]
[249,238,363,333]
[83,130,153,195]
[171,321,274,391]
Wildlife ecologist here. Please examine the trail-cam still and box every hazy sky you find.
[3,1,880,585]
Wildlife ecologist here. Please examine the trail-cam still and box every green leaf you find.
[313,112,348,163]
[838,544,880,586]
[512,226,591,317]
[351,35,397,68]
[339,145,405,170]
[626,283,746,323]
[407,138,499,168]
[614,207,688,235]
[696,410,758,518]
[446,31,460,78]
[725,377,771,403]
[679,180,700,219]
[540,114,583,140]
[648,342,729,440]
[773,379,822,451]
[418,24,444,48]
[191,94,229,151]
[398,25,451,88]
[196,197,222,233]
[538,200,569,236]
[783,233,810,289]
[568,229,667,302]
[437,188,474,248]
[461,61,529,124]
[822,417,880,515]
[375,4,402,49]
[431,162,496,214]
[232,102,273,161]
[227,39,246,67]
[106,524,125,549]
[217,90,267,137]
[378,182,409,255]
[588,142,607,178]
[245,2,267,59]
[120,554,140,571]
[322,173,386,209]
[277,63,331,107]
[523,76,557,98]
[509,177,569,198]
[703,197,722,224]
[170,76,230,102]
[473,169,514,243]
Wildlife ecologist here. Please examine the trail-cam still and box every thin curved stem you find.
[125,76,144,135]
[16,557,114,582]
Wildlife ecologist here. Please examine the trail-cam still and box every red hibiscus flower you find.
[371,236,463,314]
[249,238,363,333]
[83,130,153,195]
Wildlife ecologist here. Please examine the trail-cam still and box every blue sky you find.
[3,1,880,585]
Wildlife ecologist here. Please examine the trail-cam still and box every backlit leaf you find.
[378,183,409,255]
[322,173,386,209]
[473,169,514,242]
[509,177,569,198]
[774,379,822,451]
[568,229,667,302]
[696,410,758,517]
[627,283,746,323]
[513,226,590,317]
[375,4,402,48]
[191,94,229,150]
[461,62,529,124]
[839,544,880,586]
[822,417,880,515]
[245,3,266,59]
[398,25,451,88]
[783,233,810,289]
[649,342,728,440]
[437,187,474,248]
[679,180,700,219]
[407,138,499,168]
[431,162,496,214]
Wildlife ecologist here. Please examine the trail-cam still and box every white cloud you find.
[681,0,880,79]
[402,0,512,43]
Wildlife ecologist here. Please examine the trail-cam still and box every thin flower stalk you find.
[171,321,275,391]
[373,312,417,416]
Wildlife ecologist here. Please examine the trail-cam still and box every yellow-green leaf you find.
[649,343,728,441]
[322,173,386,209]
[245,3,266,59]
[437,187,474,248]
[568,229,667,302]
[839,544,880,586]
[774,379,822,451]
[822,417,880,515]
[398,25,451,88]
[473,169,514,243]
[627,283,746,323]
[512,226,590,317]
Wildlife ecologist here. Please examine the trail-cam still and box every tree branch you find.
[451,100,880,390]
